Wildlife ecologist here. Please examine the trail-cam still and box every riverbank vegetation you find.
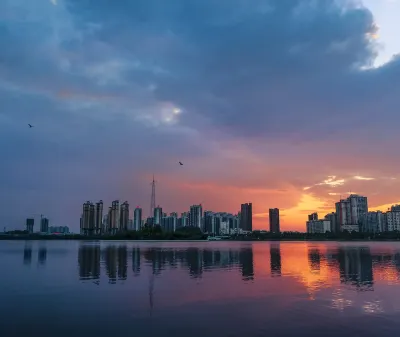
[2,227,400,241]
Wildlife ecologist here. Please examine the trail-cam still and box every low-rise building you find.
[306,220,331,233]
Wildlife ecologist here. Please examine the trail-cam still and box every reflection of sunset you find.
[73,242,400,317]
[280,244,337,298]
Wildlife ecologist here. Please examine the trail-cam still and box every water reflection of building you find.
[132,247,141,276]
[239,248,254,281]
[141,248,244,279]
[270,244,281,276]
[78,245,101,280]
[101,245,128,283]
[308,248,321,272]
[23,244,32,265]
[38,246,47,265]
[185,248,203,278]
[103,246,118,283]
[118,246,128,280]
[337,247,373,290]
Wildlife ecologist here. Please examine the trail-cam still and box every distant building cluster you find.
[79,200,259,236]
[306,194,400,234]
[25,217,69,235]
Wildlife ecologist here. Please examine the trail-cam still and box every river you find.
[1,241,400,336]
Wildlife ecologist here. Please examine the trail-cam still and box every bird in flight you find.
[179,162,183,166]
[28,124,33,128]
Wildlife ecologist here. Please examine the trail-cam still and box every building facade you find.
[81,201,95,236]
[189,205,203,228]
[94,200,103,235]
[119,201,129,232]
[109,200,120,235]
[335,195,368,232]
[134,207,142,231]
[240,203,252,232]
[154,206,163,226]
[161,213,177,232]
[306,220,331,233]
[269,208,280,233]
[26,218,34,233]
[367,211,385,233]
[308,213,318,221]
[40,217,49,233]
[386,211,400,232]
[49,226,69,234]
[324,212,338,233]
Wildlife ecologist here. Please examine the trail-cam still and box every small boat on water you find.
[207,236,222,241]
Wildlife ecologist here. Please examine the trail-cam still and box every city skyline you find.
[15,190,400,235]
[1,0,400,232]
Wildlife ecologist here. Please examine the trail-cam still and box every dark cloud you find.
[65,0,399,140]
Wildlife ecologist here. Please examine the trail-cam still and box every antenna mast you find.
[150,175,156,218]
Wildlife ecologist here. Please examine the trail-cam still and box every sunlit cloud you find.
[354,175,375,181]
[328,192,356,196]
[50,0,57,5]
[316,176,345,187]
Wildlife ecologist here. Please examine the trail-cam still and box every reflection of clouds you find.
[362,300,384,314]
[331,289,353,311]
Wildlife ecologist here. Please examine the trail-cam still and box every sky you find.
[1,0,400,232]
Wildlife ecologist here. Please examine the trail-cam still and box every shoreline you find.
[1,236,400,242]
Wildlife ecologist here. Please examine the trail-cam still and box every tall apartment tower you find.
[269,208,280,233]
[81,201,95,236]
[154,206,163,226]
[94,200,103,235]
[240,203,252,232]
[26,218,34,233]
[109,200,120,235]
[119,201,129,232]
[189,204,203,228]
[134,207,142,231]
[40,217,49,233]
[335,194,368,232]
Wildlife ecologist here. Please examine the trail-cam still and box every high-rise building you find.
[119,201,129,232]
[181,212,189,227]
[367,211,384,233]
[154,206,163,226]
[94,200,103,235]
[81,201,95,236]
[324,212,338,233]
[240,203,252,232]
[385,211,400,232]
[391,205,400,212]
[308,213,318,221]
[204,211,219,235]
[269,208,280,233]
[103,214,108,234]
[40,217,49,233]
[336,195,368,232]
[146,217,154,227]
[189,204,203,228]
[128,219,133,231]
[161,214,177,232]
[134,207,142,231]
[109,200,120,235]
[26,218,34,233]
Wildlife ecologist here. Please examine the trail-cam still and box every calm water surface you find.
[1,241,400,336]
